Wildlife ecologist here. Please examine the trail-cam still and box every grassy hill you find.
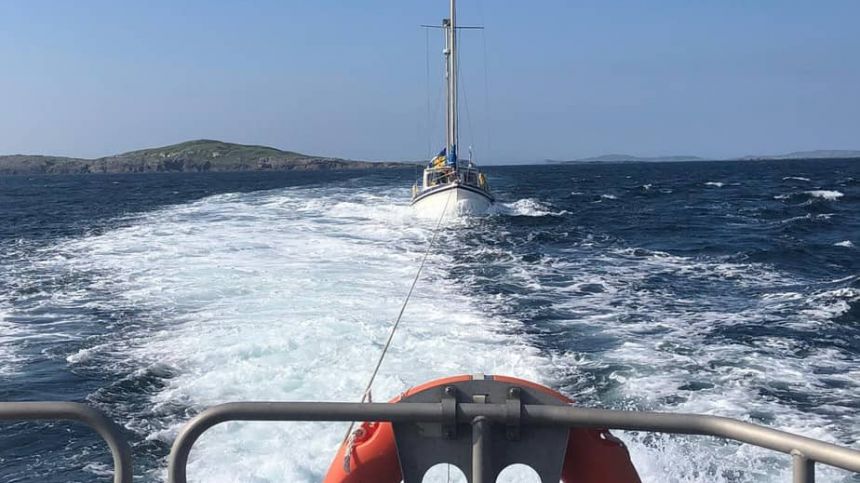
[0,140,408,175]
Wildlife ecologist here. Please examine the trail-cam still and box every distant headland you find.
[0,140,410,175]
[550,150,860,164]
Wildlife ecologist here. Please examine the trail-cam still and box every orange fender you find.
[324,375,641,483]
[324,420,401,483]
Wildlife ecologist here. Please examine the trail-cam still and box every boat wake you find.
[1,175,857,482]
[17,185,549,481]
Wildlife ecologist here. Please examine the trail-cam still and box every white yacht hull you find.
[411,183,494,218]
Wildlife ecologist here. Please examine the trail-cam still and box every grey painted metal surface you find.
[793,451,815,483]
[392,379,569,483]
[167,400,860,483]
[0,401,133,483]
[522,405,860,475]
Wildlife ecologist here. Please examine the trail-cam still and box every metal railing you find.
[166,401,860,483]
[0,401,133,483]
[2,399,858,483]
[421,166,488,190]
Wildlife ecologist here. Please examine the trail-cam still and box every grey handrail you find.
[0,401,133,483]
[524,405,860,476]
[167,401,860,483]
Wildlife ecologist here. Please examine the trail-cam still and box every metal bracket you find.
[392,377,570,482]
[505,387,522,441]
[442,386,457,439]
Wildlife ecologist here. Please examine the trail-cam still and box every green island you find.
[0,139,410,175]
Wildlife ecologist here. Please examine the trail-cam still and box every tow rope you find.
[341,189,454,472]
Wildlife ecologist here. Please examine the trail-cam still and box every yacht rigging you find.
[412,0,494,216]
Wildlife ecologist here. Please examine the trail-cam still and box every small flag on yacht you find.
[430,148,446,168]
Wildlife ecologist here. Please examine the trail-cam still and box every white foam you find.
[805,190,844,200]
[783,176,811,182]
[800,288,860,321]
[47,184,554,481]
[475,246,860,482]
[66,344,108,364]
[705,182,724,188]
[834,240,854,248]
[0,309,25,376]
[601,194,618,200]
[495,198,568,217]
[779,213,834,224]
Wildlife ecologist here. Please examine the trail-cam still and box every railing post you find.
[792,450,815,483]
[471,416,491,483]
[0,402,133,483]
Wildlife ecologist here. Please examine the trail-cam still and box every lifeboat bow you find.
[324,374,641,483]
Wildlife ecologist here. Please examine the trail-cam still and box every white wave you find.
[82,462,113,478]
[47,185,554,482]
[66,344,108,364]
[783,176,811,182]
[642,184,652,190]
[474,246,859,483]
[779,213,833,224]
[601,194,618,200]
[834,240,854,248]
[0,309,25,376]
[800,288,859,321]
[705,181,724,188]
[496,198,568,217]
[805,190,844,200]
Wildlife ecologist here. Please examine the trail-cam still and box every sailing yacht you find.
[411,0,495,217]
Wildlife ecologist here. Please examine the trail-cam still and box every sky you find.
[1,0,858,164]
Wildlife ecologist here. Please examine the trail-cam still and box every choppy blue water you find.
[0,159,858,482]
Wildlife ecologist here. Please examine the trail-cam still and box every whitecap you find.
[779,213,833,224]
[66,345,104,364]
[805,190,844,200]
[783,176,811,182]
[497,199,568,217]
[705,181,724,188]
[800,287,859,321]
[834,240,854,248]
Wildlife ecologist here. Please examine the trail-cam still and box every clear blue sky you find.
[1,0,858,164]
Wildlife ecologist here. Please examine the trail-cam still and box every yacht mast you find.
[444,0,458,167]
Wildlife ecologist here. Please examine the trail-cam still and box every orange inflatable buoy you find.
[324,375,641,483]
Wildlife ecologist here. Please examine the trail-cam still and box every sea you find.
[0,159,858,482]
